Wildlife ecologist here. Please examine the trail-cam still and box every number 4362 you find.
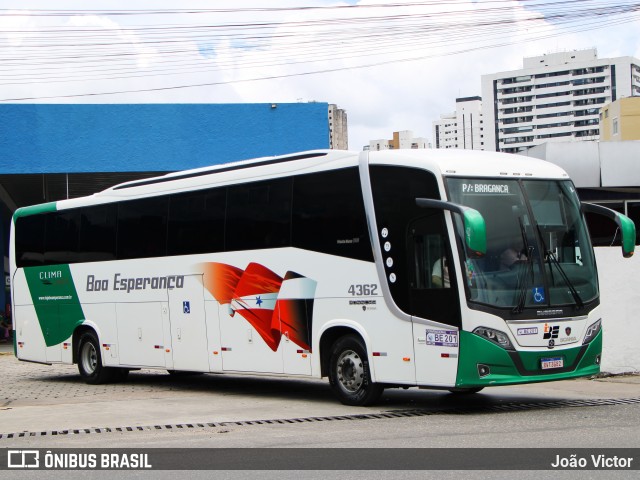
[348,284,378,296]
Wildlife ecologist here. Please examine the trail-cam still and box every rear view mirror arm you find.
[416,198,486,257]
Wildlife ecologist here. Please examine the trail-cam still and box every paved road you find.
[1,350,639,478]
[1,351,639,438]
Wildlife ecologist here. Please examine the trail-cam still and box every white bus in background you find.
[9,149,635,405]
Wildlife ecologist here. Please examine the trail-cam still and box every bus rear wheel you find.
[328,335,383,406]
[77,331,114,384]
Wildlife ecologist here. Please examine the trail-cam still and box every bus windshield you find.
[446,178,597,311]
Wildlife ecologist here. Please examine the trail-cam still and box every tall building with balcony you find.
[432,96,485,150]
[481,49,640,153]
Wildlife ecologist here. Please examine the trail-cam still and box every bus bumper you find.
[455,330,602,387]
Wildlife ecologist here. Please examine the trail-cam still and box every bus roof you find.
[366,148,570,180]
[28,148,571,213]
[59,149,357,209]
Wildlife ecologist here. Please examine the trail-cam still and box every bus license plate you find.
[541,357,563,370]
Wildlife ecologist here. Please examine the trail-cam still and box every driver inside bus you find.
[499,246,527,270]
[431,256,450,288]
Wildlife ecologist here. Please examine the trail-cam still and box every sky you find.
[1,0,640,151]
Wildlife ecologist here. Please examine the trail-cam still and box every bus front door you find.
[408,215,461,387]
[167,274,210,372]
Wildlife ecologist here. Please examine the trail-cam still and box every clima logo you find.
[8,450,39,468]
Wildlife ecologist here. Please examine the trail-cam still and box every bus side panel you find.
[280,319,312,376]
[167,275,210,372]
[367,309,415,385]
[204,300,223,372]
[218,301,284,374]
[278,281,314,376]
[14,304,48,363]
[42,303,62,363]
[281,251,415,385]
[412,324,459,387]
[12,270,47,363]
[116,302,168,367]
[313,297,416,386]
[82,303,118,366]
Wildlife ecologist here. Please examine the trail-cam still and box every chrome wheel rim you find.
[336,349,364,393]
[81,342,97,374]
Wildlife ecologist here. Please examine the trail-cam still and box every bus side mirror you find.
[581,202,636,258]
[416,198,487,257]
[462,208,487,257]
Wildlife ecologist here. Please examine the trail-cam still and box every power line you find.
[0,1,638,101]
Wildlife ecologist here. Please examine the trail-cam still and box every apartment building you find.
[432,96,485,150]
[481,49,640,153]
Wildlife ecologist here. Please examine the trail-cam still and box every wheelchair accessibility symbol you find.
[532,287,545,304]
[183,301,190,314]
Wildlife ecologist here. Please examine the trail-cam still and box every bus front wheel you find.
[77,331,114,384]
[328,335,383,406]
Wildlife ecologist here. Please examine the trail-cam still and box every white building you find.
[367,130,428,151]
[481,49,640,153]
[432,96,485,150]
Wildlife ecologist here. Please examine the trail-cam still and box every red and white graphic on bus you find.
[202,262,317,351]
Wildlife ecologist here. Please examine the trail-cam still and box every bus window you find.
[370,165,461,326]
[168,188,226,255]
[226,177,292,251]
[44,210,80,265]
[15,214,45,267]
[292,168,372,261]
[408,214,461,326]
[79,204,117,263]
[117,197,169,260]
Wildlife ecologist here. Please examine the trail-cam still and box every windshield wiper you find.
[512,216,535,314]
[534,223,584,310]
[512,246,534,314]
[545,249,584,310]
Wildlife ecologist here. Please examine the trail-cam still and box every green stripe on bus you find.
[23,264,85,347]
[12,202,57,221]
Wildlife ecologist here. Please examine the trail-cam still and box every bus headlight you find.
[473,326,513,350]
[583,319,602,345]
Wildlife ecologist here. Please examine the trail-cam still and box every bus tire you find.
[328,335,383,406]
[77,331,114,384]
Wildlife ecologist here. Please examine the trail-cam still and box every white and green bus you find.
[9,149,635,405]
